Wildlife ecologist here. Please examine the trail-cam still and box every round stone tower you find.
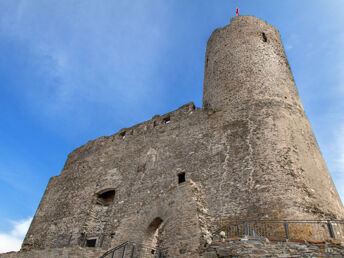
[203,16,344,220]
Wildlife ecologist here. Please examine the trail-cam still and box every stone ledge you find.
[201,238,344,257]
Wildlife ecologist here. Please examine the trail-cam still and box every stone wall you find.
[202,15,344,220]
[4,238,344,258]
[0,247,107,258]
[109,180,212,257]
[202,238,344,257]
[22,15,344,254]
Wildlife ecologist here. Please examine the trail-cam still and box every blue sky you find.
[0,0,344,252]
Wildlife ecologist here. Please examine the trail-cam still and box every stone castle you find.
[2,15,344,257]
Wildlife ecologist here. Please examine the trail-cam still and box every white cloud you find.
[0,218,32,254]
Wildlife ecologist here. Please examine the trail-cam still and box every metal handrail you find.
[99,241,130,258]
[99,241,166,258]
[213,219,344,240]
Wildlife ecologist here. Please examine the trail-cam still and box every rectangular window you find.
[178,173,186,184]
[86,239,97,247]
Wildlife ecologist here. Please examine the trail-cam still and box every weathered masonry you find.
[4,15,344,257]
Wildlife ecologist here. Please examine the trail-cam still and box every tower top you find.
[229,15,273,27]
[202,15,301,112]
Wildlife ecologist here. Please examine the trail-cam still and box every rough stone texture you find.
[0,247,107,258]
[12,15,344,257]
[202,15,344,220]
[107,180,212,257]
[213,220,344,241]
[201,238,344,257]
[22,102,216,256]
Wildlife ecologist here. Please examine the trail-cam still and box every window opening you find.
[86,239,97,247]
[96,189,116,206]
[262,32,267,42]
[163,116,171,124]
[178,173,186,184]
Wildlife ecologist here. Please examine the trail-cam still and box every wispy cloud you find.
[306,2,344,203]
[0,217,32,253]
[0,0,172,131]
[328,30,344,202]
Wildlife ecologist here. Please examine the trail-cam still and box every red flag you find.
[236,8,239,16]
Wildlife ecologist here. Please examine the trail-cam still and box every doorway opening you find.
[142,217,163,255]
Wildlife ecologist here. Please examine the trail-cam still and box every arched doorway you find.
[142,217,163,257]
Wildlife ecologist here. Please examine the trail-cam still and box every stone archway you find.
[142,217,163,256]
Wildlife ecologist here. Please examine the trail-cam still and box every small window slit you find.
[262,32,267,42]
[178,173,186,184]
